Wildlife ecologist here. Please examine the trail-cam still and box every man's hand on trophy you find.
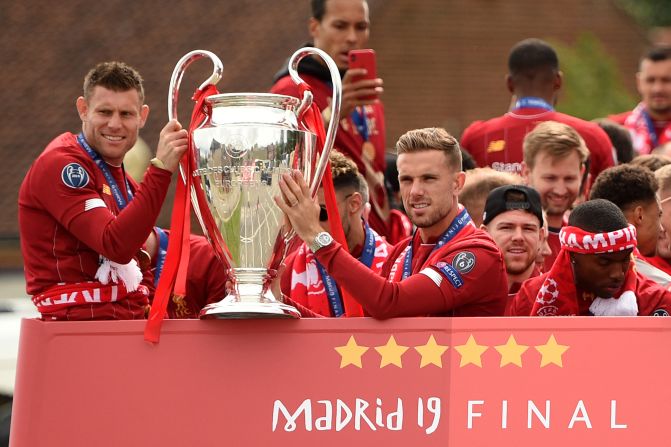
[154,119,189,173]
[275,170,322,244]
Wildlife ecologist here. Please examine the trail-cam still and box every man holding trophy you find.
[279,151,392,316]
[277,128,509,317]
[19,61,225,320]
[271,0,411,244]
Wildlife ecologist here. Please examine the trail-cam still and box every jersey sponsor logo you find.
[435,262,463,289]
[486,140,505,153]
[61,163,90,189]
[452,251,476,274]
[653,309,670,316]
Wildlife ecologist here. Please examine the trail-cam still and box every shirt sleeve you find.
[63,165,172,263]
[315,241,506,318]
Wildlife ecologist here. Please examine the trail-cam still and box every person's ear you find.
[76,96,88,122]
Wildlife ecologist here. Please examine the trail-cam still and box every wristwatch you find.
[309,231,334,253]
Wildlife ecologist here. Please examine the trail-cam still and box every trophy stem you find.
[199,268,300,319]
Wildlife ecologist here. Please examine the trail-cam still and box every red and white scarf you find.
[624,102,671,154]
[531,225,638,316]
[33,281,150,314]
[288,230,390,316]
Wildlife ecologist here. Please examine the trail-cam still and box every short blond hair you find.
[655,164,671,194]
[396,127,462,171]
[523,121,589,169]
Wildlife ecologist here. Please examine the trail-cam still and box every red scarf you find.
[531,225,638,316]
[33,281,149,314]
[624,102,671,154]
[288,228,390,316]
[145,84,219,343]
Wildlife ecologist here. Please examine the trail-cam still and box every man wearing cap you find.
[508,199,671,316]
[276,127,508,318]
[278,151,391,317]
[481,185,545,312]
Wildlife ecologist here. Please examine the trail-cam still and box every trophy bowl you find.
[167,48,342,319]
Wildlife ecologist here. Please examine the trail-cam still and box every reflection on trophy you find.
[168,48,342,319]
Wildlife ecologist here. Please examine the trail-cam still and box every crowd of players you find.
[17,0,671,319]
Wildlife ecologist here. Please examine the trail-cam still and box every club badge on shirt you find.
[61,163,90,189]
[452,251,476,274]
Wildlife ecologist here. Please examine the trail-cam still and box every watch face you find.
[317,233,333,245]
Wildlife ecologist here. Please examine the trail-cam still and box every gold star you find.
[454,335,488,367]
[335,336,369,368]
[414,335,449,368]
[495,335,529,367]
[535,334,569,367]
[375,335,409,368]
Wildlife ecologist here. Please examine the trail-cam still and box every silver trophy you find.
[168,48,342,319]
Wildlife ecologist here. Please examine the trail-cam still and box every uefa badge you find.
[61,163,90,189]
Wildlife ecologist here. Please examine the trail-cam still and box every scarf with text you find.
[531,225,638,316]
[624,102,671,154]
[288,225,389,316]
[33,281,150,314]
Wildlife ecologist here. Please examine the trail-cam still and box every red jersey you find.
[19,132,172,319]
[460,107,615,179]
[508,271,671,316]
[312,216,508,318]
[281,224,391,316]
[272,69,407,244]
[610,104,671,155]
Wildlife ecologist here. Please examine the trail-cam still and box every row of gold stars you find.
[334,334,569,369]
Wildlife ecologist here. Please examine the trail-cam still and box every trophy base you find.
[199,297,301,320]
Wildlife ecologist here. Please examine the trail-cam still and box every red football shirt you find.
[461,107,615,180]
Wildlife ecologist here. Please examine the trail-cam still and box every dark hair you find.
[330,150,364,194]
[311,0,327,20]
[569,199,629,233]
[629,154,671,172]
[461,148,477,170]
[644,46,671,63]
[593,118,635,164]
[589,165,658,210]
[508,38,559,79]
[83,61,145,102]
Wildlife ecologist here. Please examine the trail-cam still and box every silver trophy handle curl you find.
[168,50,224,122]
[288,47,342,197]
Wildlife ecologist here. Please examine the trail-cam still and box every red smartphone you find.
[348,49,378,100]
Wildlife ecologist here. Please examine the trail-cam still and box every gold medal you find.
[362,141,376,162]
[136,249,151,271]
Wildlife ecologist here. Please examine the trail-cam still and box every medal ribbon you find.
[315,221,375,317]
[402,208,472,279]
[77,134,133,210]
[513,97,554,111]
[153,226,169,287]
[351,107,369,141]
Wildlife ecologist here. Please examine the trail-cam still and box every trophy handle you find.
[288,47,342,197]
[168,50,224,122]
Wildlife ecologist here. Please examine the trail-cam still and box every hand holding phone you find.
[344,49,382,111]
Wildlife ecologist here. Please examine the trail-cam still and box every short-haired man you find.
[279,151,391,316]
[459,167,522,227]
[509,199,671,316]
[589,164,670,287]
[610,47,671,155]
[481,185,545,311]
[461,38,614,179]
[270,0,410,244]
[277,127,508,317]
[522,120,589,270]
[18,62,225,320]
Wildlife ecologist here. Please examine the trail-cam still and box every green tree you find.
[551,34,637,120]
[616,0,671,28]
